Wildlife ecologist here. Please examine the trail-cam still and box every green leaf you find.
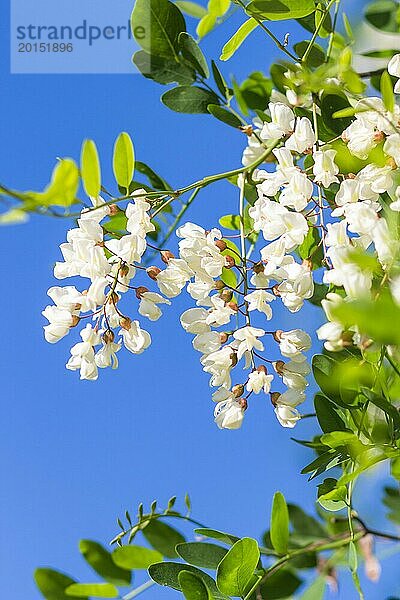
[176,542,228,569]
[133,51,196,85]
[320,91,353,135]
[300,575,326,600]
[112,545,163,570]
[143,519,185,558]
[197,0,231,39]
[175,1,207,18]
[220,18,258,61]
[312,355,341,403]
[247,0,316,21]
[348,540,358,572]
[360,388,400,430]
[216,538,260,597]
[79,540,131,585]
[220,266,238,289]
[294,41,325,67]
[113,132,135,191]
[317,478,347,511]
[381,70,395,112]
[34,569,87,600]
[179,571,211,600]
[297,226,323,267]
[135,161,172,190]
[179,32,209,77]
[34,159,80,208]
[162,86,220,113]
[258,569,302,599]
[314,394,347,433]
[365,0,400,32]
[66,583,118,598]
[219,214,240,230]
[211,61,231,99]
[148,562,227,598]
[103,211,128,234]
[383,486,400,524]
[270,492,289,555]
[207,105,242,128]
[193,528,239,545]
[81,139,101,199]
[288,504,327,539]
[131,0,186,59]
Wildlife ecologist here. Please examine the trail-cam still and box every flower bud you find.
[215,239,227,252]
[302,258,313,271]
[230,352,238,367]
[219,332,229,344]
[253,262,265,274]
[71,315,80,328]
[161,250,175,264]
[373,131,385,143]
[270,392,281,406]
[257,364,268,375]
[238,398,248,410]
[215,280,225,290]
[347,172,356,179]
[273,330,283,342]
[272,284,281,297]
[95,240,105,247]
[147,266,161,280]
[120,263,130,277]
[232,384,245,398]
[273,360,285,375]
[103,330,115,344]
[220,289,233,303]
[241,125,253,137]
[225,255,236,269]
[108,292,119,305]
[135,286,149,299]
[387,157,397,169]
[119,316,132,331]
[109,204,119,216]
[227,301,238,312]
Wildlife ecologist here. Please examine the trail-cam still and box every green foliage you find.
[176,542,228,569]
[162,86,220,113]
[79,540,131,585]
[113,132,135,191]
[143,519,186,557]
[35,569,87,600]
[179,571,211,600]
[270,492,289,555]
[216,537,260,596]
[220,19,258,61]
[66,583,118,598]
[112,545,163,569]
[246,0,316,21]
[81,140,101,198]
[131,0,186,59]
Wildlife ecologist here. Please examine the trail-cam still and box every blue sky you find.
[1,1,399,598]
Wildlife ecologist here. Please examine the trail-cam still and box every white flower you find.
[372,218,398,266]
[107,234,146,265]
[126,192,155,238]
[233,326,265,360]
[246,370,273,394]
[156,259,193,297]
[260,102,294,140]
[358,164,393,200]
[250,199,308,250]
[274,404,301,428]
[391,275,400,305]
[66,324,101,380]
[206,296,236,327]
[384,133,400,166]
[285,117,315,153]
[324,247,372,298]
[202,346,234,388]
[343,117,378,160]
[390,186,400,212]
[138,292,171,322]
[121,321,151,354]
[276,261,314,313]
[388,53,400,93]
[344,201,379,236]
[313,149,339,188]
[280,360,310,390]
[325,221,350,248]
[279,171,313,211]
[214,399,245,430]
[192,331,221,354]
[181,308,210,334]
[279,329,311,361]
[335,179,360,209]
[42,305,77,344]
[95,339,121,369]
[80,277,108,312]
[244,290,275,319]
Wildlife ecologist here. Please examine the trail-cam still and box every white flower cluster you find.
[43,192,171,380]
[43,59,400,431]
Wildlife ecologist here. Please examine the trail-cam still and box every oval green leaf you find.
[216,537,260,597]
[247,0,316,20]
[66,583,118,598]
[178,571,211,600]
[113,132,135,191]
[112,545,163,570]
[220,18,258,61]
[270,492,289,555]
[176,542,228,569]
[79,540,131,585]
[162,86,220,113]
[80,140,101,199]
[143,519,185,558]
